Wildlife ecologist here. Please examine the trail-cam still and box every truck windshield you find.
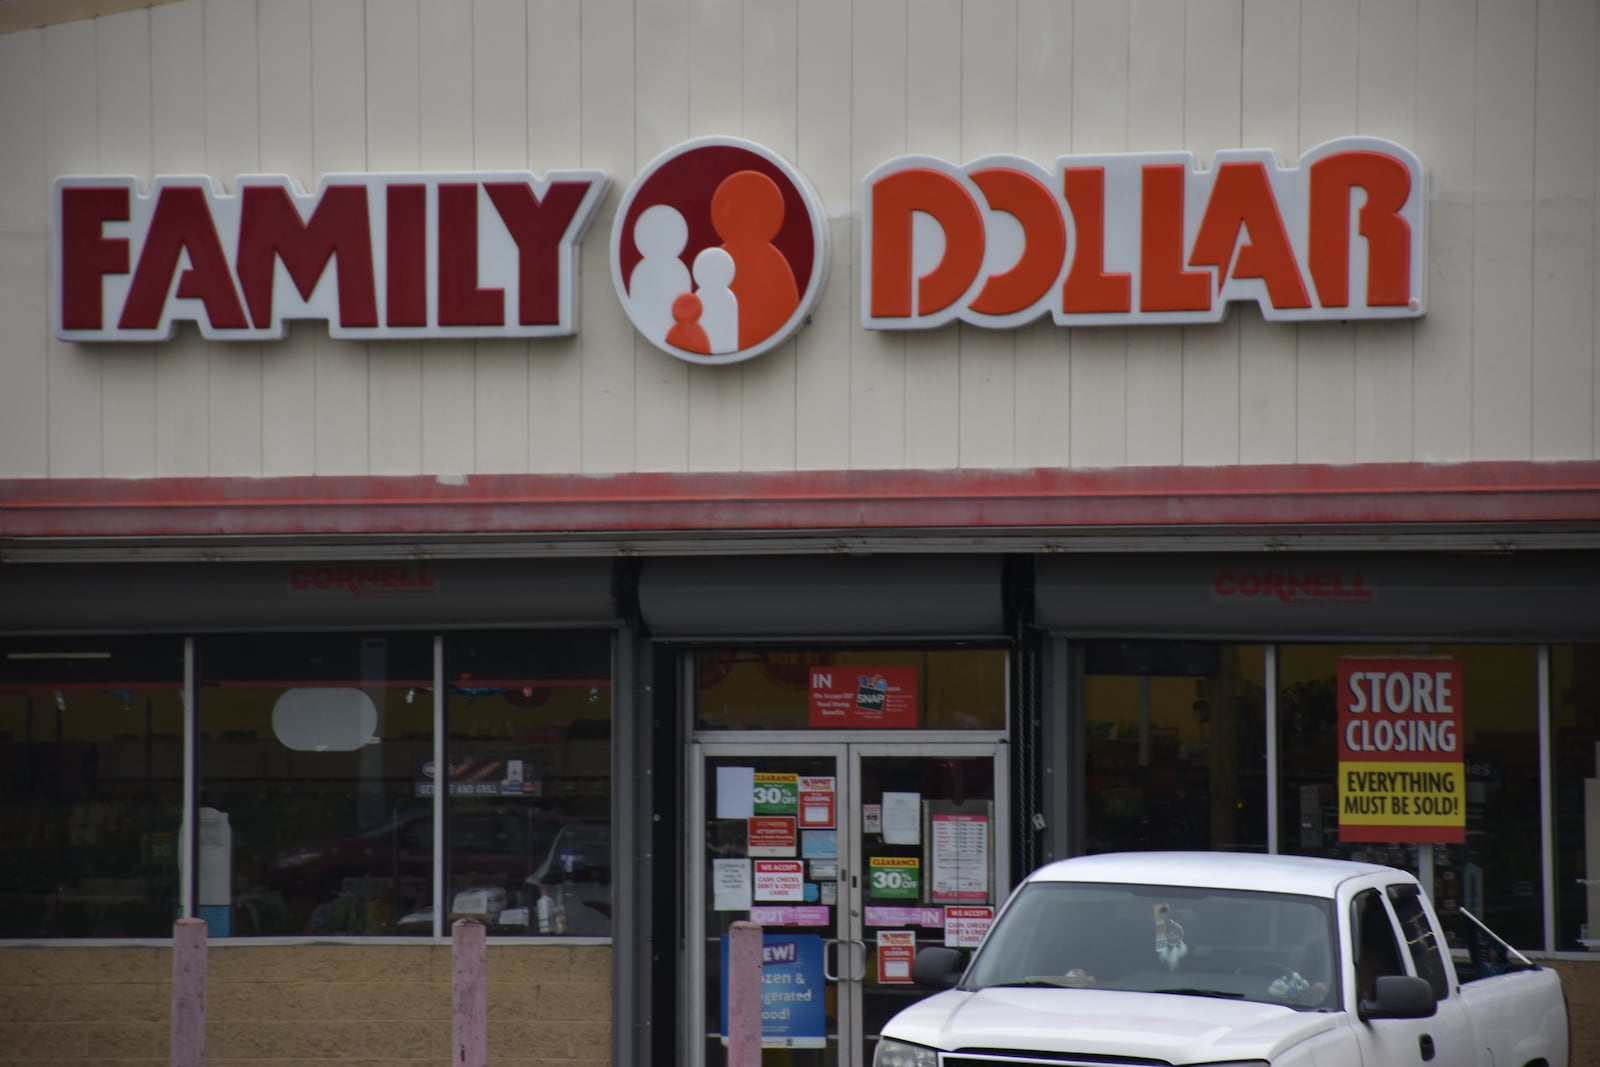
[964,881,1340,1012]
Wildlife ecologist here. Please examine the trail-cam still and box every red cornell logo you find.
[611,137,829,364]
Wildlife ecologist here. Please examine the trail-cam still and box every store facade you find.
[2,2,1599,1066]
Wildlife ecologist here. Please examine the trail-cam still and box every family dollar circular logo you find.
[611,136,829,365]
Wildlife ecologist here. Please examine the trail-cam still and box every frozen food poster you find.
[808,666,918,728]
[720,934,825,1049]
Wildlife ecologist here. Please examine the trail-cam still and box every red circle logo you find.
[611,137,829,364]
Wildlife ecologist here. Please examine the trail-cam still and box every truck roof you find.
[1025,851,1403,898]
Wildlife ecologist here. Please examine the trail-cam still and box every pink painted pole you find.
[170,917,207,1067]
[727,921,763,1067]
[453,918,488,1067]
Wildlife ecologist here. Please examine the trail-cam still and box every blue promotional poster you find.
[720,932,826,1049]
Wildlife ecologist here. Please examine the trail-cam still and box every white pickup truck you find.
[880,851,1568,1067]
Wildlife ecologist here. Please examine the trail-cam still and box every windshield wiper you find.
[987,976,1095,989]
[1153,988,1245,1000]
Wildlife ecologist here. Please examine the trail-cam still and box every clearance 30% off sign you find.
[1337,657,1466,844]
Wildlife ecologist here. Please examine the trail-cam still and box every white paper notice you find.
[881,792,921,845]
[715,766,755,819]
[712,858,752,911]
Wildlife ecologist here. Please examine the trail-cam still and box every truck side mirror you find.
[911,946,965,988]
[1359,974,1436,1020]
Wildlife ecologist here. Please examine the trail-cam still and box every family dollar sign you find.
[1336,657,1466,844]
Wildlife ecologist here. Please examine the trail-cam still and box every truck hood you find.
[884,987,1340,1064]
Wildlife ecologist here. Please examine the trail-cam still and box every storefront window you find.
[694,647,1006,731]
[196,633,434,936]
[1277,644,1542,949]
[1553,644,1600,953]
[443,632,612,937]
[0,637,184,938]
[1081,642,1268,854]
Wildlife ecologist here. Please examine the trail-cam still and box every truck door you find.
[1350,886,1474,1065]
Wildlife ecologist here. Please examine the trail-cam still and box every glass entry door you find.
[689,742,1007,1067]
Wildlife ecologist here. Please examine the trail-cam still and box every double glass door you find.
[689,741,1007,1067]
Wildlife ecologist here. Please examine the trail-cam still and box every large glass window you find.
[0,637,185,938]
[1553,644,1600,952]
[196,633,435,936]
[695,647,1006,731]
[1277,644,1542,948]
[443,632,612,937]
[1081,642,1268,853]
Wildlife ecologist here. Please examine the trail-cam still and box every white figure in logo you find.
[691,247,738,355]
[627,204,692,346]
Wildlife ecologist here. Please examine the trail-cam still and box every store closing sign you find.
[1336,657,1466,844]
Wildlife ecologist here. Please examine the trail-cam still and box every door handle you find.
[847,938,868,982]
[1418,1034,1435,1061]
[822,938,842,982]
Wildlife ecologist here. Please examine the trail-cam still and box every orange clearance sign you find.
[861,136,1425,330]
[1336,657,1465,845]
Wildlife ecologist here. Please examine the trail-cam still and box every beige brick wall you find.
[1547,960,1599,1067]
[0,942,611,1067]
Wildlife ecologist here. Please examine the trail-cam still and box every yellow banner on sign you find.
[1338,761,1466,826]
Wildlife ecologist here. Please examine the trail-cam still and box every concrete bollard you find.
[727,920,763,1067]
[453,918,488,1067]
[170,917,207,1067]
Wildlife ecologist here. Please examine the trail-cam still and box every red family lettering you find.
[861,136,1424,329]
[55,171,609,341]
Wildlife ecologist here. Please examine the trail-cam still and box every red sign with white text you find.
[809,667,918,729]
[1336,657,1466,845]
[862,137,1425,330]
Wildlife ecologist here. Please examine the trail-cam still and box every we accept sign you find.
[54,136,1425,353]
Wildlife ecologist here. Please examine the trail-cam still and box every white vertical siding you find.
[2,0,1597,481]
[203,0,263,477]
[528,0,590,476]
[365,0,424,476]
[1012,0,1073,468]
[1237,0,1299,466]
[415,0,476,476]
[956,0,1018,469]
[95,9,156,478]
[1295,0,1358,464]
[1413,0,1476,462]
[0,28,47,477]
[1353,0,1418,464]
[1532,0,1597,461]
[1471,0,1537,460]
[1179,0,1242,467]
[43,18,104,477]
[848,0,908,469]
[793,0,853,471]
[257,0,316,476]
[1067,0,1128,469]
[739,0,801,472]
[148,1,210,476]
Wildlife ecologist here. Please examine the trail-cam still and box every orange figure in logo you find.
[711,170,800,349]
[664,291,711,354]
